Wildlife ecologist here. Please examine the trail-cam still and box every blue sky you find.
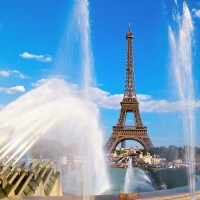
[0,0,200,148]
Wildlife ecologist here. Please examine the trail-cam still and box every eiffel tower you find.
[105,25,154,154]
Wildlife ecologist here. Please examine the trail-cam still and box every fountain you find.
[169,1,196,199]
[0,79,109,196]
[67,162,71,192]
[0,0,109,196]
[0,0,199,199]
[124,158,133,193]
[123,158,155,194]
[131,1,199,199]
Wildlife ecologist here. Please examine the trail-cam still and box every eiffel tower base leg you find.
[105,127,154,156]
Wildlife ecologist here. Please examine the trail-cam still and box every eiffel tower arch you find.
[105,24,154,155]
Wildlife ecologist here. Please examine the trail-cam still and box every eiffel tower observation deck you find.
[105,24,154,154]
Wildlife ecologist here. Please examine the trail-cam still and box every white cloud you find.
[12,70,28,79]
[85,88,151,109]
[192,8,200,18]
[31,78,60,87]
[140,99,200,113]
[86,87,122,109]
[0,86,25,94]
[84,87,200,113]
[12,70,19,73]
[0,104,4,111]
[0,70,28,79]
[18,74,26,79]
[47,74,68,79]
[30,78,200,113]
[0,70,10,77]
[20,52,52,62]
[137,94,151,101]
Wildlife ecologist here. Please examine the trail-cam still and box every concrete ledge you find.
[134,190,200,200]
[2,191,200,200]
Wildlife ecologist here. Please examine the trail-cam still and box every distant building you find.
[60,156,67,164]
[113,147,152,164]
[152,157,167,165]
[143,152,152,164]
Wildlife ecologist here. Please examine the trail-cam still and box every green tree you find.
[178,147,185,160]
[149,146,167,158]
[165,145,179,162]
[116,150,127,155]
[141,149,147,156]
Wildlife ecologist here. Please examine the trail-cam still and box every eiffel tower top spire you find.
[123,23,137,102]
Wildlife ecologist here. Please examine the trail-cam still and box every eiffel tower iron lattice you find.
[105,25,154,154]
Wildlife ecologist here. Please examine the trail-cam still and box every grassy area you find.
[116,150,127,155]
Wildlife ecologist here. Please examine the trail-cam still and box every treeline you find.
[148,145,200,162]
[26,139,200,163]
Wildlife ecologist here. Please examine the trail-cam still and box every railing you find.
[113,126,147,129]
[123,126,136,129]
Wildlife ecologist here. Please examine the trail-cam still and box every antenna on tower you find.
[128,23,131,31]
